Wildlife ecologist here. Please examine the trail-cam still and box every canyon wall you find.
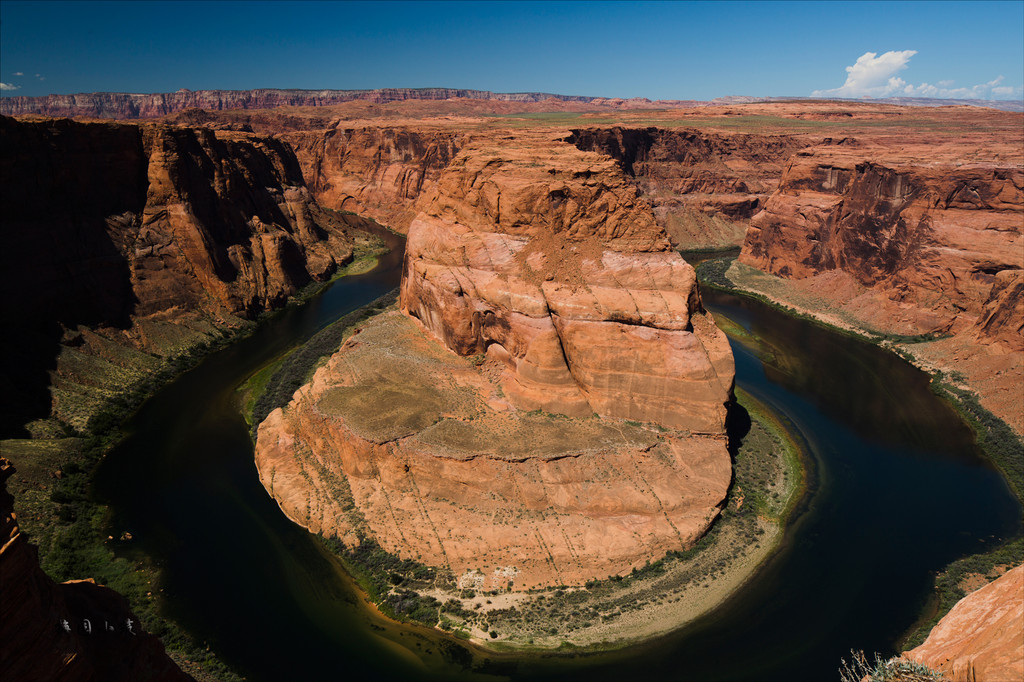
[569,127,802,247]
[281,127,464,231]
[740,144,1023,344]
[0,115,367,434]
[906,563,1023,682]
[255,131,735,590]
[0,88,604,120]
[0,459,192,681]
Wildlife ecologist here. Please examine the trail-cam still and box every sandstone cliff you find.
[281,127,464,232]
[0,115,366,435]
[740,145,1023,344]
[255,131,734,590]
[569,127,802,247]
[0,459,192,681]
[906,563,1024,682]
[401,132,735,429]
[737,141,1024,434]
[0,88,604,120]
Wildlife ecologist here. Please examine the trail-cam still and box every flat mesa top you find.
[313,311,662,459]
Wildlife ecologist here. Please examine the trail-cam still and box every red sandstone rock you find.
[255,313,732,590]
[255,131,735,590]
[0,114,373,433]
[400,131,734,431]
[1,116,359,327]
[740,145,1024,344]
[282,126,463,232]
[569,127,802,247]
[906,563,1024,682]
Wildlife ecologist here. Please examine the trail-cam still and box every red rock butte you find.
[255,130,735,590]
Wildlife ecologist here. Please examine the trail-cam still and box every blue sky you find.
[2,1,1022,100]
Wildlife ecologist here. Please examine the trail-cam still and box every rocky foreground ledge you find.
[255,131,735,591]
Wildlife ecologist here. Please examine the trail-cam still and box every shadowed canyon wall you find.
[281,127,464,232]
[0,115,364,435]
[741,145,1023,344]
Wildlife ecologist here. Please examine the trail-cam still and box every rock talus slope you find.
[256,132,735,589]
[906,563,1024,682]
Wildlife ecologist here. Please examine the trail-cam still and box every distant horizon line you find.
[2,85,1023,104]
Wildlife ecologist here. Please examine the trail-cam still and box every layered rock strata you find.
[738,142,1024,434]
[0,88,610,120]
[906,563,1024,682]
[570,127,802,247]
[400,133,735,430]
[0,459,192,681]
[256,132,735,589]
[740,144,1023,344]
[1,115,365,434]
[282,127,464,231]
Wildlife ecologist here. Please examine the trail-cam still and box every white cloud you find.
[12,71,23,77]
[0,82,20,91]
[814,51,1022,101]
[813,50,917,98]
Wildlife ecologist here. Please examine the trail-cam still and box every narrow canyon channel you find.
[92,238,1022,682]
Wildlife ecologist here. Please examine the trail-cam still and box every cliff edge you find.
[255,131,735,590]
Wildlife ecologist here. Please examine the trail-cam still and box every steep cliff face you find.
[2,116,355,322]
[906,563,1023,682]
[0,88,603,119]
[740,146,1024,344]
[0,459,192,681]
[0,115,364,434]
[401,132,734,430]
[255,131,735,590]
[281,127,464,231]
[568,127,802,247]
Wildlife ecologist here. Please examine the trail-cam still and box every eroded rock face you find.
[569,127,802,247]
[1,115,364,434]
[0,459,192,681]
[906,563,1024,682]
[256,132,735,590]
[255,313,731,590]
[401,132,735,431]
[282,127,463,231]
[1,115,358,328]
[740,145,1024,346]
